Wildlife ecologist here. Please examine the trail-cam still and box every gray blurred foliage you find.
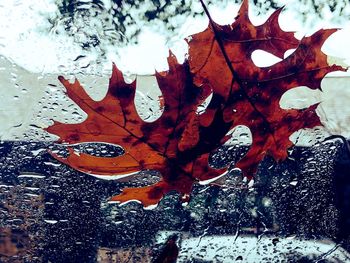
[48,0,350,56]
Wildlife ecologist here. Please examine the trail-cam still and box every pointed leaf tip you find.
[167,50,179,68]
[239,0,249,15]
[234,0,250,22]
[58,75,65,83]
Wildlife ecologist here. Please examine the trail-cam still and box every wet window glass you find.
[1,1,350,262]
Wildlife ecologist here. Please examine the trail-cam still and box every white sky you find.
[0,0,350,75]
[0,0,349,140]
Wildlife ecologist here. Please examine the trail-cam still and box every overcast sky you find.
[0,0,350,75]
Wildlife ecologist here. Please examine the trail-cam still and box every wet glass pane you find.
[1,1,350,262]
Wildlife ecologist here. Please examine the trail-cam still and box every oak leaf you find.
[188,0,346,177]
[46,55,229,207]
[46,0,346,207]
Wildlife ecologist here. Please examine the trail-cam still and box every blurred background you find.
[1,0,350,74]
[1,1,350,262]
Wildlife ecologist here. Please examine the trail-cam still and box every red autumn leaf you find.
[46,54,229,207]
[45,0,346,207]
[188,0,346,177]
